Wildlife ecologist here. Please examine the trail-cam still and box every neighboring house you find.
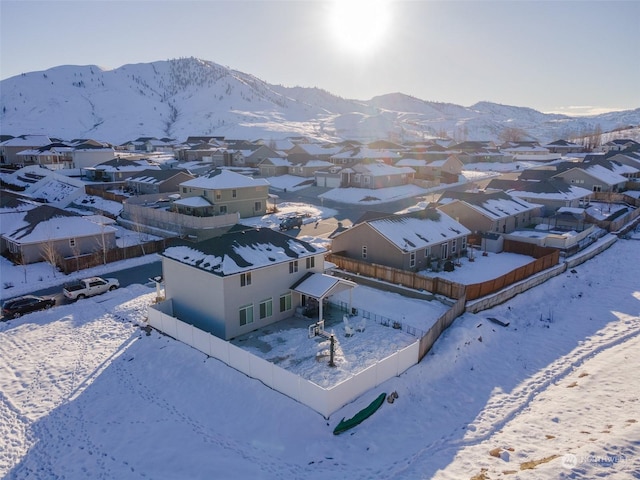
[83,157,160,182]
[486,178,593,214]
[552,164,627,192]
[330,209,471,271]
[126,169,195,195]
[437,189,541,234]
[15,143,74,170]
[599,139,640,153]
[0,135,55,165]
[544,140,584,155]
[329,147,402,166]
[341,161,415,189]
[289,159,334,178]
[160,225,354,340]
[68,140,116,170]
[500,144,561,162]
[177,169,270,218]
[1,205,117,264]
[237,145,282,168]
[396,154,463,183]
[257,157,292,177]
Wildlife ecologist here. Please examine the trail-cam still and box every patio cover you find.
[290,273,356,322]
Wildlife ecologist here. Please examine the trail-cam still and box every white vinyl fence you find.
[148,300,419,418]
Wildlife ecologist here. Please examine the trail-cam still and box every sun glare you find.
[328,0,392,55]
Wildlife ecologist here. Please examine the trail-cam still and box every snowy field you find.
[1,237,638,479]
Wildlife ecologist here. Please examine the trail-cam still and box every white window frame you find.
[239,304,254,326]
[259,298,272,319]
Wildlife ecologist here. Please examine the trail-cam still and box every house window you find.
[8,242,18,254]
[219,205,227,214]
[363,176,370,186]
[306,256,315,269]
[259,298,272,319]
[279,293,292,312]
[239,304,254,326]
[254,201,261,211]
[441,243,448,259]
[424,247,431,258]
[462,236,467,251]
[240,272,251,287]
[69,238,76,248]
[232,189,237,198]
[409,252,416,268]
[362,245,367,259]
[452,239,457,254]
[289,260,298,273]
[215,190,221,200]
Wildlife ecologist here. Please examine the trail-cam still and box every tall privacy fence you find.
[148,299,419,418]
[60,239,171,273]
[326,242,559,302]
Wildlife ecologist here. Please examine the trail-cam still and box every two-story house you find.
[176,169,270,218]
[160,225,354,340]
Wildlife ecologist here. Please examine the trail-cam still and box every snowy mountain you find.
[1,57,638,144]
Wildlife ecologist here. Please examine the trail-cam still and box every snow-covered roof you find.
[440,191,541,220]
[364,210,471,250]
[173,196,212,207]
[353,162,415,176]
[0,135,52,147]
[162,226,325,276]
[4,206,117,243]
[396,158,427,167]
[290,273,356,298]
[582,164,629,184]
[181,169,269,189]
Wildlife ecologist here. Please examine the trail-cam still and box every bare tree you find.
[499,127,528,144]
[40,237,60,278]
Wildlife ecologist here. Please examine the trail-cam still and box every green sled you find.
[333,392,387,435]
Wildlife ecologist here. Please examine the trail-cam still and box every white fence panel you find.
[176,320,194,345]
[210,335,231,364]
[192,327,213,356]
[298,380,330,418]
[160,312,178,339]
[227,343,252,375]
[271,367,302,402]
[248,355,274,386]
[327,376,363,417]
[397,342,419,374]
[375,353,401,384]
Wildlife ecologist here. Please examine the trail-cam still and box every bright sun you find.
[328,0,392,55]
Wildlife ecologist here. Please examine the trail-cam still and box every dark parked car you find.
[279,215,304,231]
[1,295,56,319]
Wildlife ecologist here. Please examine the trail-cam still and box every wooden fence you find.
[418,294,467,361]
[60,239,169,273]
[327,245,558,302]
[85,183,128,203]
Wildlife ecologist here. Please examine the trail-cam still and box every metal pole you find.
[329,334,336,367]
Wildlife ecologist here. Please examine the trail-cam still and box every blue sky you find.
[1,0,639,115]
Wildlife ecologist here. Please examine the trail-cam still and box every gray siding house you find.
[330,209,471,271]
[1,205,117,264]
[160,226,335,340]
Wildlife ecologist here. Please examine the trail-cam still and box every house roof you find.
[173,196,212,208]
[348,209,471,251]
[290,272,356,299]
[161,225,325,276]
[439,190,541,220]
[3,205,117,244]
[352,162,415,176]
[127,169,193,184]
[180,169,269,189]
[486,179,592,201]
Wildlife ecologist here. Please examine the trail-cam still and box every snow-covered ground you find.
[1,234,638,478]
